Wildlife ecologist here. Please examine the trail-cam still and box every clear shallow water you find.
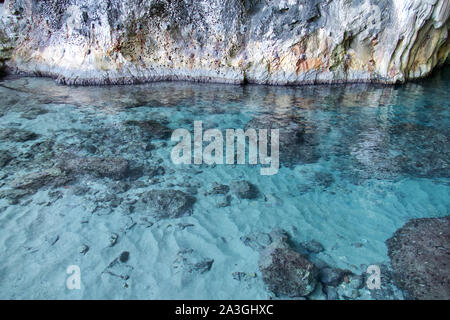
[0,69,448,299]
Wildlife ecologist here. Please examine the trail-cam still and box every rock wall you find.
[0,0,449,85]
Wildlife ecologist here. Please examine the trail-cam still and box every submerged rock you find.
[147,165,166,178]
[20,107,48,120]
[11,167,71,190]
[232,271,257,282]
[119,251,130,263]
[246,115,319,166]
[108,233,119,247]
[241,232,273,252]
[206,182,230,195]
[173,249,214,275]
[302,240,325,254]
[230,180,259,199]
[386,216,450,300]
[141,189,195,219]
[79,244,89,255]
[103,252,134,280]
[0,188,33,204]
[314,172,335,189]
[258,229,318,297]
[0,127,38,142]
[59,155,130,179]
[319,267,350,287]
[124,120,171,140]
[346,122,450,182]
[0,151,12,168]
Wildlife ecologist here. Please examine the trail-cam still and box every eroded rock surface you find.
[0,0,448,85]
[386,216,450,300]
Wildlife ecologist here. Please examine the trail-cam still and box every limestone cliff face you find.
[0,0,448,85]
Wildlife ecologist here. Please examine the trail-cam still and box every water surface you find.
[0,69,448,299]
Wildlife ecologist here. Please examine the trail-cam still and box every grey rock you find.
[141,189,195,219]
[386,216,450,300]
[259,229,318,297]
[59,155,130,179]
[207,182,230,195]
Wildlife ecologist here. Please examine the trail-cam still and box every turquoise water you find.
[0,68,448,299]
